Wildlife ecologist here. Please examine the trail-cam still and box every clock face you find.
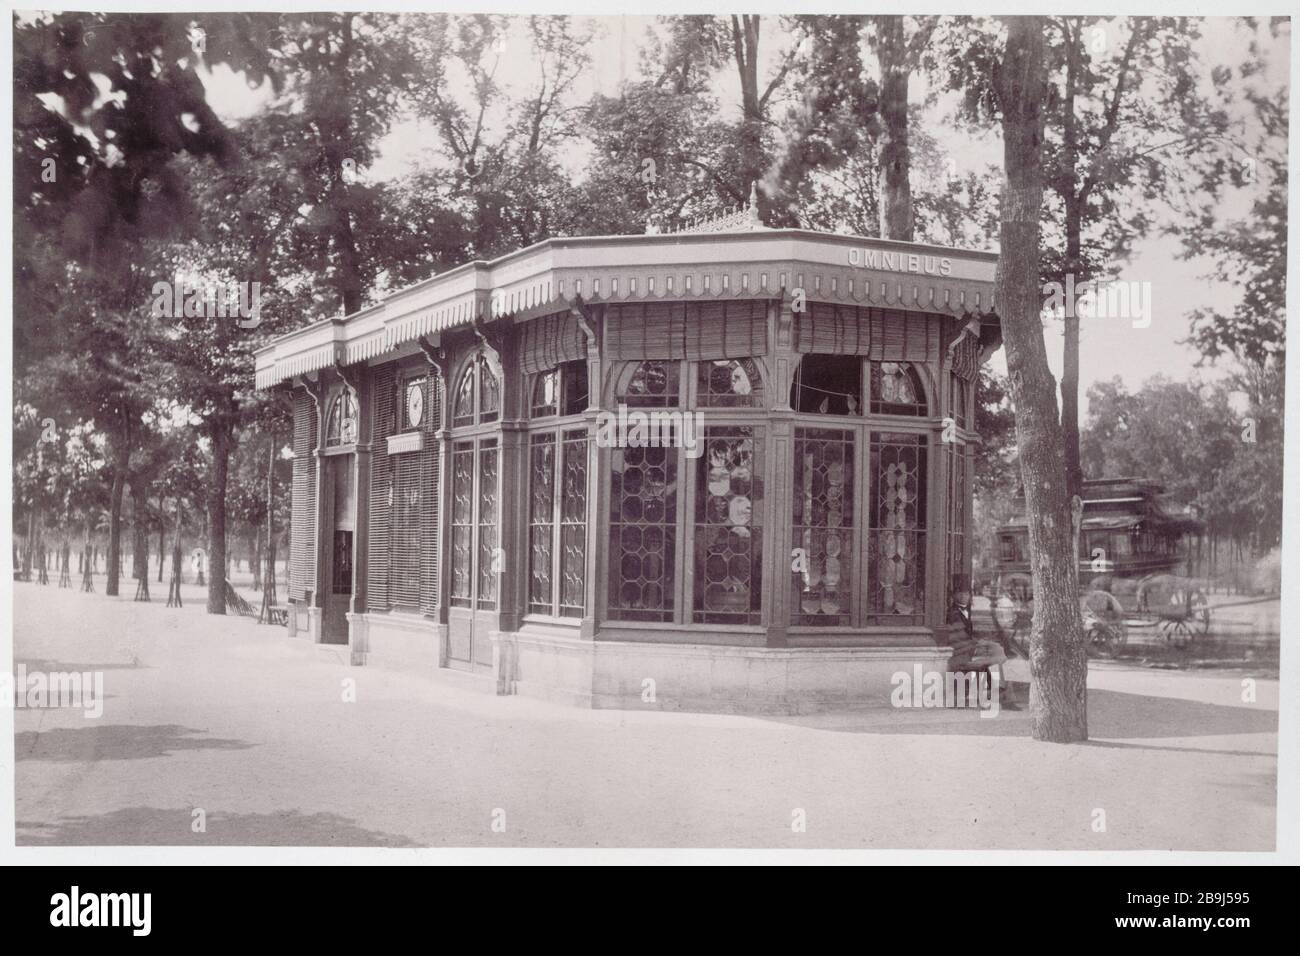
[407,382,424,427]
[340,416,357,444]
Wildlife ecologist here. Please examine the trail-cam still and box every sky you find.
[196,14,1289,419]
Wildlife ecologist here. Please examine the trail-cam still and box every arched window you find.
[869,362,927,416]
[618,360,679,408]
[698,358,764,407]
[452,353,501,428]
[325,390,358,447]
[531,360,589,418]
[791,355,861,414]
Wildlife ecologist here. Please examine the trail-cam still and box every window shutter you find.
[689,300,768,359]
[796,302,869,355]
[519,311,587,374]
[869,309,942,362]
[607,301,768,360]
[419,375,443,613]
[289,390,317,601]
[367,363,396,611]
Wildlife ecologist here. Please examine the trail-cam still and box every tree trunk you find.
[207,424,233,614]
[874,16,914,241]
[23,508,36,578]
[731,15,769,219]
[251,531,262,590]
[1059,24,1084,501]
[106,460,127,596]
[994,15,1088,742]
[157,496,166,582]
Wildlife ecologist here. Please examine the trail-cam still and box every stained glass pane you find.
[452,366,475,426]
[477,440,498,609]
[532,370,559,419]
[870,362,927,416]
[450,444,474,607]
[478,357,500,423]
[868,431,927,624]
[698,358,764,407]
[326,397,339,445]
[694,427,763,624]
[792,428,854,625]
[608,437,677,621]
[529,434,556,614]
[620,361,679,408]
[559,430,588,616]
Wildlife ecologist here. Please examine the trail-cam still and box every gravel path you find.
[11,581,1278,849]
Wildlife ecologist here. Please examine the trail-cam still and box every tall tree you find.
[870,16,938,240]
[1041,16,1225,499]
[991,15,1088,742]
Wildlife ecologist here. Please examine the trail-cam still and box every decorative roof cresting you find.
[648,183,766,236]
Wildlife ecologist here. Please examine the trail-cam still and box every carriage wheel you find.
[1081,590,1128,657]
[992,573,1034,657]
[1160,617,1194,649]
[1185,588,1211,636]
[1159,586,1210,648]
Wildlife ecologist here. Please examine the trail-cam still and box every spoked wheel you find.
[1081,589,1128,657]
[992,573,1034,657]
[1158,586,1211,648]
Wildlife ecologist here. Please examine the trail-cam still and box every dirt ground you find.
[10,579,1279,850]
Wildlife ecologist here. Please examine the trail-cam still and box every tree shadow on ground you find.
[15,724,253,762]
[756,681,1279,744]
[16,806,418,846]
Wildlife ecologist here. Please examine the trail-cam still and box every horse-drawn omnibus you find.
[988,478,1209,653]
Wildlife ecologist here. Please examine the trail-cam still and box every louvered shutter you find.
[519,311,587,375]
[606,301,769,360]
[419,375,443,613]
[367,364,396,611]
[289,390,317,601]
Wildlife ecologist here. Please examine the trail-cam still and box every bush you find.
[1252,548,1282,595]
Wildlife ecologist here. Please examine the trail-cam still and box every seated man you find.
[946,583,1011,707]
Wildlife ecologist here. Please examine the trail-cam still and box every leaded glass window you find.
[869,362,927,416]
[867,431,927,624]
[325,391,358,447]
[694,427,763,624]
[476,439,499,609]
[531,361,588,419]
[532,370,559,419]
[478,359,500,423]
[698,359,763,408]
[792,428,854,625]
[609,440,677,621]
[452,366,475,427]
[527,430,588,618]
[528,434,555,614]
[450,443,474,608]
[452,353,500,427]
[559,430,588,616]
[619,360,679,408]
